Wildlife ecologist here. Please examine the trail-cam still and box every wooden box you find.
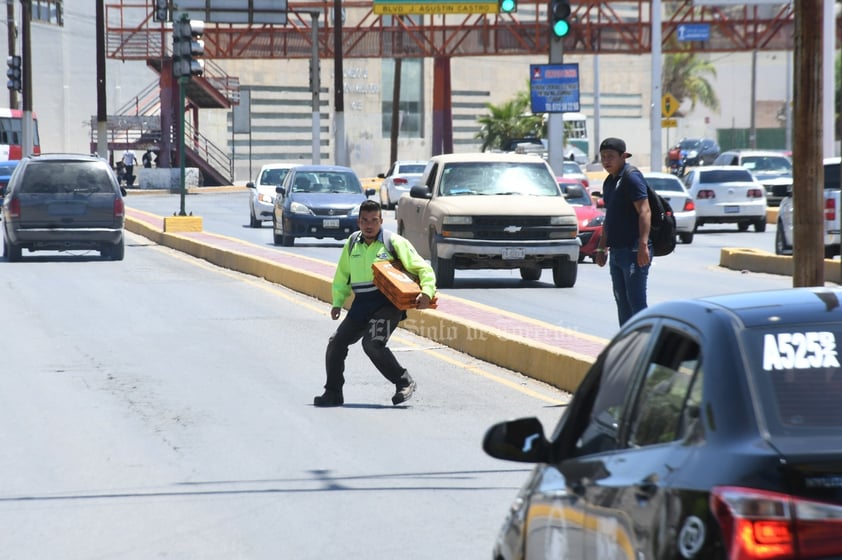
[372,260,437,310]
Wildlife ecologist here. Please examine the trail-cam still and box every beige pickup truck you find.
[394,152,580,288]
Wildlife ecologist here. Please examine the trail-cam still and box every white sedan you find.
[378,160,428,209]
[681,165,767,233]
[643,171,697,244]
[246,163,299,227]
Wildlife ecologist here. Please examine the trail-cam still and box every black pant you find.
[324,305,408,393]
[124,165,135,186]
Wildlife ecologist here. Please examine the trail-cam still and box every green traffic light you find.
[552,19,570,37]
[500,0,516,12]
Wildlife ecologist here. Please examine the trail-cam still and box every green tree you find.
[662,49,720,118]
[475,92,543,151]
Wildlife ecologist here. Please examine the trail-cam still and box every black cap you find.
[599,137,632,158]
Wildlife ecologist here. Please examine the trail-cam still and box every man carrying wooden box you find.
[314,199,438,408]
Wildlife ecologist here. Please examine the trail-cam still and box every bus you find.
[563,112,588,157]
[0,108,40,160]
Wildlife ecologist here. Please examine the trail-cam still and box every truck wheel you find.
[754,219,767,233]
[775,220,791,255]
[4,236,21,262]
[552,257,577,288]
[738,222,751,232]
[431,237,454,288]
[519,266,541,281]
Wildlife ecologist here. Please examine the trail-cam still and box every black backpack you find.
[623,166,677,257]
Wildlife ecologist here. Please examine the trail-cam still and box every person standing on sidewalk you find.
[314,199,437,407]
[594,137,652,326]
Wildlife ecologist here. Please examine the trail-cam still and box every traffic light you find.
[153,0,169,23]
[6,55,21,92]
[172,16,205,78]
[550,0,571,38]
[499,0,517,14]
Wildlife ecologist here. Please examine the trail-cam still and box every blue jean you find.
[608,245,651,326]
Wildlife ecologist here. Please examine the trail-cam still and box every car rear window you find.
[646,177,684,192]
[699,169,753,184]
[746,326,842,432]
[398,164,426,174]
[825,161,840,190]
[21,161,115,194]
[742,156,792,174]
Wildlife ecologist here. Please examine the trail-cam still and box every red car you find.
[558,177,604,263]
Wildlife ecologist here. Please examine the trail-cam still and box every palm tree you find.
[662,49,720,117]
[475,93,543,151]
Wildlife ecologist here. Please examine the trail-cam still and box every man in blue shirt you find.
[594,137,652,326]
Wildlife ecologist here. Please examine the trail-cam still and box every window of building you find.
[381,58,424,138]
[32,0,63,25]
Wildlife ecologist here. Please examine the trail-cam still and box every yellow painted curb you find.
[163,216,203,232]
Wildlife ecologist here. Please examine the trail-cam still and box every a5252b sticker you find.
[763,331,841,371]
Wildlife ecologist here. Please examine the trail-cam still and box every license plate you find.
[724,205,740,214]
[502,247,525,260]
[323,218,340,228]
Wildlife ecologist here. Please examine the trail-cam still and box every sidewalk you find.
[126,207,607,393]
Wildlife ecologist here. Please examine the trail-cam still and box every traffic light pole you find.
[547,38,564,175]
[178,75,187,216]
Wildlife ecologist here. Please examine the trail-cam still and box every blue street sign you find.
[677,23,710,42]
[529,63,580,114]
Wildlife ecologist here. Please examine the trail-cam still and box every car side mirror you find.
[410,185,431,199]
[365,188,376,197]
[596,197,605,208]
[275,186,284,195]
[246,182,255,189]
[377,173,386,179]
[120,186,128,197]
[482,417,550,463]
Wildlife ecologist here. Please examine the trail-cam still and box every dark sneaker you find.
[313,391,344,407]
[391,380,416,405]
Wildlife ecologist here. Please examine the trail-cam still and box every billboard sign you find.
[174,0,288,25]
[529,63,580,114]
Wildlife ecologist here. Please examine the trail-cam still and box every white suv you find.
[775,157,841,258]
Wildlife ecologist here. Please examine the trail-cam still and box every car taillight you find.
[8,195,20,218]
[697,189,716,199]
[747,189,764,198]
[825,198,836,222]
[683,199,695,211]
[711,486,842,560]
[393,178,408,185]
[114,196,125,218]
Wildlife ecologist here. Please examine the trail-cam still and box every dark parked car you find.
[668,137,721,167]
[484,287,842,560]
[2,154,126,261]
[272,164,375,246]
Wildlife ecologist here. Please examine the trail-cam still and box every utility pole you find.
[307,10,320,164]
[96,0,108,160]
[332,0,347,166]
[792,0,824,287]
[20,0,32,157]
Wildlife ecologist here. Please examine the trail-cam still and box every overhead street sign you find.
[677,23,711,42]
[174,0,288,24]
[529,63,580,114]
[661,119,677,128]
[662,93,680,118]
[373,0,497,14]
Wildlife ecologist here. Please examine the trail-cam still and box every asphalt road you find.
[0,234,569,558]
[127,189,800,340]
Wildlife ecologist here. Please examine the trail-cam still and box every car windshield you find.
[699,169,753,184]
[745,325,842,432]
[679,139,702,150]
[397,164,426,174]
[646,176,685,193]
[440,162,560,196]
[562,162,584,175]
[293,171,362,194]
[260,168,290,185]
[20,161,113,194]
[741,156,792,174]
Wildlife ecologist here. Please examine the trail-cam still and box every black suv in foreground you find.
[2,154,126,261]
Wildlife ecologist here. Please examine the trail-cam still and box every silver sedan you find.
[377,160,428,209]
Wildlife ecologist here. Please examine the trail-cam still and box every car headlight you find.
[349,205,361,217]
[258,193,274,204]
[289,201,314,215]
[687,150,699,158]
[443,216,472,225]
[550,215,577,226]
[586,215,605,227]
